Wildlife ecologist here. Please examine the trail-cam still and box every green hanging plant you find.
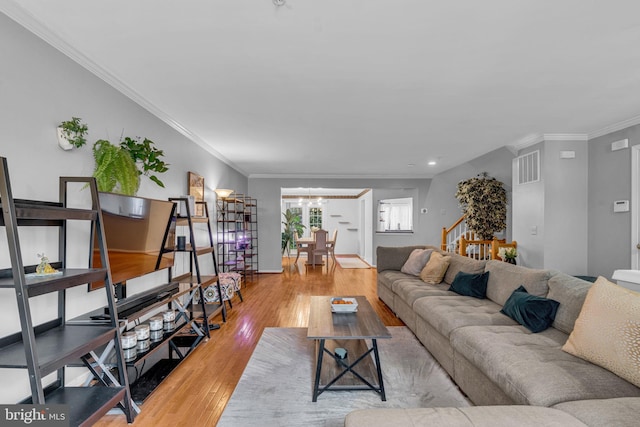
[120,136,170,188]
[455,172,507,240]
[56,117,169,195]
[92,139,140,195]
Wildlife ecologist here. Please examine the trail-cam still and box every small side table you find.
[307,296,391,402]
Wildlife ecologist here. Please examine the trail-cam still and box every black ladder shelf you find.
[169,198,226,331]
[0,157,136,425]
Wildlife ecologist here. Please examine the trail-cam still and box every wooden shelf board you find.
[0,324,117,376]
[27,386,126,427]
[0,199,98,224]
[0,268,109,297]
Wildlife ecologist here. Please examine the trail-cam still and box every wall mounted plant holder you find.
[56,126,74,150]
[57,117,88,151]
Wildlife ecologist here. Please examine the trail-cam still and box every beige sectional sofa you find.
[346,245,640,426]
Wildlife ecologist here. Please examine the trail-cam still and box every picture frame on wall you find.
[188,172,205,216]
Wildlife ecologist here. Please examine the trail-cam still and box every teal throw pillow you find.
[449,271,489,299]
[501,285,560,333]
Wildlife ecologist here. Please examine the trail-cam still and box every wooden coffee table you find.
[307,295,391,401]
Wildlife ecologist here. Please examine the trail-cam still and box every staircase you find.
[441,215,516,260]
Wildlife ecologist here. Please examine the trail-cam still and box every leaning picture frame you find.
[188,171,205,216]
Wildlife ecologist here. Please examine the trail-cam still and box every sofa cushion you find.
[392,278,454,307]
[546,273,592,334]
[449,271,489,299]
[401,248,434,276]
[501,286,560,333]
[376,245,436,272]
[377,270,413,290]
[450,325,640,407]
[485,260,551,306]
[420,251,451,284]
[444,253,487,285]
[414,296,517,339]
[562,277,640,388]
[553,397,640,427]
[345,406,588,427]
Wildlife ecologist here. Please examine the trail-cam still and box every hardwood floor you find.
[96,256,403,426]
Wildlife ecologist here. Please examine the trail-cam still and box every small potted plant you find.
[498,247,518,264]
[57,117,89,150]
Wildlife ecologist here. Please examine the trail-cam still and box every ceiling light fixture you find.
[273,0,286,6]
[428,161,437,166]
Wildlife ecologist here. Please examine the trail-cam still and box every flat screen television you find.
[91,192,176,291]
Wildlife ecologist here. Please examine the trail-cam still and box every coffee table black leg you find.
[372,339,386,401]
[312,339,325,402]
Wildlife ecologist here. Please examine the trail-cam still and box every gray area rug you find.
[218,327,470,426]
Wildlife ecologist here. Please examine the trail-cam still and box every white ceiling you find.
[3,0,640,178]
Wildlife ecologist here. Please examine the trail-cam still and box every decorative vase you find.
[506,258,517,265]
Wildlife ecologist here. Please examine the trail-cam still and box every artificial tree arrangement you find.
[455,172,507,240]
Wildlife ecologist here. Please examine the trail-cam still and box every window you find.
[309,207,323,230]
[377,197,413,233]
[516,150,540,185]
[282,202,323,236]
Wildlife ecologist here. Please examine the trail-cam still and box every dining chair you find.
[327,229,338,262]
[311,229,330,267]
[294,232,312,263]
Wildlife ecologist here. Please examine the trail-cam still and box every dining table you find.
[297,236,335,266]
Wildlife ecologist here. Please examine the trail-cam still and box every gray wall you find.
[249,177,432,271]
[251,147,514,273]
[424,147,515,245]
[543,140,588,275]
[512,143,545,268]
[513,139,589,274]
[0,12,247,403]
[588,124,640,278]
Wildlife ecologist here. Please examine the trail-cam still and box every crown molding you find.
[0,2,248,177]
[542,133,588,141]
[505,133,544,154]
[588,114,640,140]
[506,127,625,155]
[248,173,434,179]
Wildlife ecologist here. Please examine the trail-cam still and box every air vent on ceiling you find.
[516,150,540,185]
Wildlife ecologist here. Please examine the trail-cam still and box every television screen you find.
[91,192,176,290]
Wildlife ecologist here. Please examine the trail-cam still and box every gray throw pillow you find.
[401,249,433,276]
